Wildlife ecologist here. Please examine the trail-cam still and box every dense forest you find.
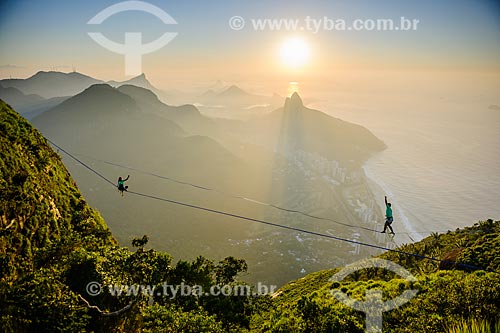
[1,99,499,332]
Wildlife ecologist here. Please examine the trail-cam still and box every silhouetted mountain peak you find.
[31,70,95,81]
[127,73,148,84]
[118,84,156,97]
[0,84,45,107]
[117,84,162,107]
[107,73,161,96]
[284,92,304,111]
[201,89,216,97]
[0,71,103,98]
[218,85,249,97]
[32,70,59,78]
[83,83,116,93]
[35,83,140,119]
[290,92,302,105]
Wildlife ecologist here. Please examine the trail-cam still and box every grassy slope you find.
[0,99,117,330]
[0,99,115,277]
[251,220,500,332]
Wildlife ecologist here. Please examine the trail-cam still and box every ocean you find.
[309,93,500,243]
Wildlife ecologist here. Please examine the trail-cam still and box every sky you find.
[0,0,499,91]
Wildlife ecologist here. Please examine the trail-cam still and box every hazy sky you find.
[0,0,499,90]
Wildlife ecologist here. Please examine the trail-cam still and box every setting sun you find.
[280,37,311,69]
[1,1,499,331]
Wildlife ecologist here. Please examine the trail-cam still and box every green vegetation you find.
[250,221,500,332]
[0,100,253,332]
[446,319,500,333]
[1,99,499,332]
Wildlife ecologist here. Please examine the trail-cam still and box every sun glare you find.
[280,37,310,69]
[288,82,299,96]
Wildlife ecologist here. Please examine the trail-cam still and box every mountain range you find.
[0,71,170,115]
[0,71,102,99]
[1,99,499,332]
[0,71,303,121]
[26,80,387,285]
[196,84,284,119]
[236,92,385,164]
[0,69,388,285]
[32,84,238,176]
[0,83,44,105]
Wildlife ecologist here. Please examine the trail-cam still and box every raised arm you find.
[124,175,130,182]
[385,196,388,206]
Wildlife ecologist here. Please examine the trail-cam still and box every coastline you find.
[362,163,424,244]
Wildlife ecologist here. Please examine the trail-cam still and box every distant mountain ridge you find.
[225,92,386,165]
[0,71,176,119]
[0,71,166,101]
[196,84,284,119]
[0,71,103,98]
[278,92,386,162]
[217,85,251,98]
[0,83,44,106]
[31,83,239,179]
[0,83,70,119]
[33,83,185,139]
[28,80,387,289]
[108,73,163,96]
[116,84,220,137]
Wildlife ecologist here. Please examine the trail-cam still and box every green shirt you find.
[386,205,393,218]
